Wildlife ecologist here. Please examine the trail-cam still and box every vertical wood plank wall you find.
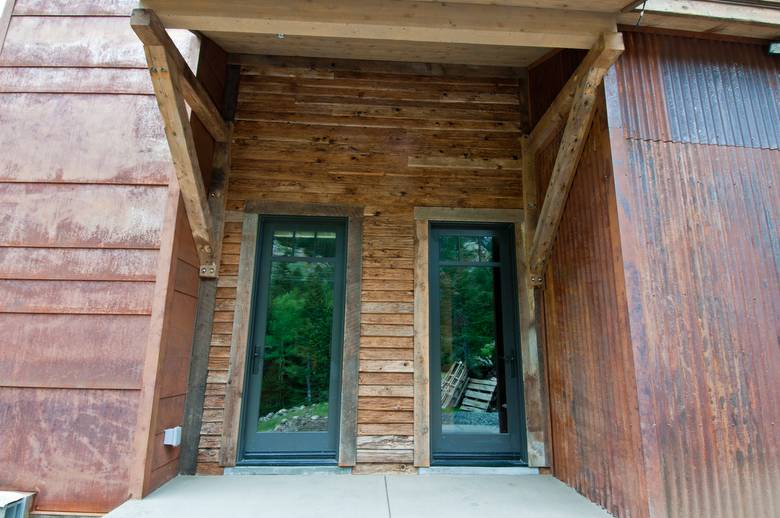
[0,1,200,513]
[529,51,649,518]
[197,56,527,473]
[608,30,780,518]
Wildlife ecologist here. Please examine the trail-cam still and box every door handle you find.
[251,346,263,375]
[504,355,518,378]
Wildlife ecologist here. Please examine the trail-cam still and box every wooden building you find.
[0,1,778,517]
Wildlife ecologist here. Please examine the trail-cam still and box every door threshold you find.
[418,466,539,476]
[224,466,352,476]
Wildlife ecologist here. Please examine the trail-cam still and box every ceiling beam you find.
[131,8,220,278]
[141,0,617,50]
[529,32,624,152]
[635,0,780,26]
[133,8,229,143]
[527,32,624,284]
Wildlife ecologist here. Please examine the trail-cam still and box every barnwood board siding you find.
[197,57,526,473]
[180,47,232,476]
[0,6,202,513]
[218,212,259,467]
[605,31,780,518]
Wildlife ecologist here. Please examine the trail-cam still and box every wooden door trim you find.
[413,207,549,467]
[219,202,363,467]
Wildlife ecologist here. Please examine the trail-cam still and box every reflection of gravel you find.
[442,410,499,426]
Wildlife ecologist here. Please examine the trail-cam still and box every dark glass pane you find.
[314,231,337,258]
[294,231,316,257]
[439,235,459,262]
[439,266,503,434]
[459,237,480,262]
[257,261,335,432]
[272,231,294,256]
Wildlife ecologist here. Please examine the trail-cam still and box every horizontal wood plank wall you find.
[0,1,199,513]
[608,30,780,518]
[197,55,526,473]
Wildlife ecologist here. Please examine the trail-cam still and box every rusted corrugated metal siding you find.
[527,49,587,127]
[609,30,780,518]
[615,31,780,149]
[0,1,200,513]
[537,98,649,518]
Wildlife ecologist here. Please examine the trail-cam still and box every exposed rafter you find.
[526,32,624,286]
[131,8,230,278]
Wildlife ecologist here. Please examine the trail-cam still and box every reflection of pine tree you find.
[260,262,334,414]
[445,267,497,379]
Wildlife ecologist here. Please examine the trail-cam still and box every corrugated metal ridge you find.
[615,31,780,150]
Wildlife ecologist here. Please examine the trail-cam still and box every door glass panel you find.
[257,260,335,433]
[439,264,507,435]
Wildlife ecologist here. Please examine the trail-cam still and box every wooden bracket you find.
[131,8,232,278]
[527,32,624,283]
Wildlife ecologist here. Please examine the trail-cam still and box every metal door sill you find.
[418,466,539,476]
[224,466,352,475]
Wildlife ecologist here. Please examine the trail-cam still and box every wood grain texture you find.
[218,212,258,466]
[197,56,526,472]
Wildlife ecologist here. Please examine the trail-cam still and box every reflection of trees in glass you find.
[440,266,497,380]
[260,261,334,415]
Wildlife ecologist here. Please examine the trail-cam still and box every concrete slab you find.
[106,475,390,518]
[386,475,612,518]
[105,474,613,518]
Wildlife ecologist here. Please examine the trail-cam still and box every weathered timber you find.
[527,32,624,281]
[131,9,231,277]
[131,9,228,143]
[198,57,527,472]
[529,32,624,152]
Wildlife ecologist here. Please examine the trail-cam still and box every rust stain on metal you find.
[538,97,650,518]
[615,31,780,149]
[608,29,780,518]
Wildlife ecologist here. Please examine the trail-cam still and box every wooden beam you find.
[527,33,623,283]
[132,9,226,277]
[142,0,617,50]
[529,32,624,152]
[132,9,229,143]
[636,0,780,26]
[518,135,549,466]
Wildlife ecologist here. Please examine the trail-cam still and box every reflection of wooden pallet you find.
[441,361,468,408]
[460,377,497,412]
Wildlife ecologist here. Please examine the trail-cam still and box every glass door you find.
[240,217,346,464]
[429,223,526,464]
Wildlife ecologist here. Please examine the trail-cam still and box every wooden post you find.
[519,135,550,466]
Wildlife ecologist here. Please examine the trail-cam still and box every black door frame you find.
[237,216,347,465]
[428,221,527,465]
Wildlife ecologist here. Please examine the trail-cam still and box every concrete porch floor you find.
[105,474,613,518]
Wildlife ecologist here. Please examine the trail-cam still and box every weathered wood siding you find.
[197,56,527,473]
[529,50,648,518]
[607,30,780,518]
[0,1,200,512]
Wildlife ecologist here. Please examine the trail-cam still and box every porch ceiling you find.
[139,0,779,67]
